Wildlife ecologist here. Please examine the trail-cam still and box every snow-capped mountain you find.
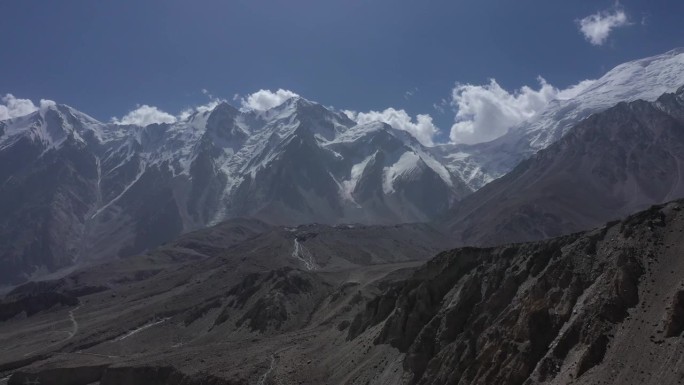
[1,48,683,284]
[0,97,468,283]
[433,48,684,190]
[443,85,684,246]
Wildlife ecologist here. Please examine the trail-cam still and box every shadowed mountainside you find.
[1,199,684,384]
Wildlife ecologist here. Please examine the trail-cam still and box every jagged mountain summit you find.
[435,48,684,190]
[0,97,468,284]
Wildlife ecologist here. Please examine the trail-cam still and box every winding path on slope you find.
[23,305,81,357]
[66,306,79,339]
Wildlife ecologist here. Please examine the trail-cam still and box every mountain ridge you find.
[1,49,683,284]
[442,85,684,246]
[436,48,684,189]
[0,95,467,284]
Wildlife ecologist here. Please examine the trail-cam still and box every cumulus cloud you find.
[240,89,299,111]
[111,105,177,126]
[345,108,438,146]
[0,94,38,120]
[0,94,57,121]
[39,99,56,110]
[577,6,630,46]
[449,77,596,145]
[113,87,233,126]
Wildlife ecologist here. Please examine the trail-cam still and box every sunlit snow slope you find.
[433,48,684,190]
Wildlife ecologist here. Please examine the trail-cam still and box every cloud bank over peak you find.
[0,94,56,121]
[240,89,300,111]
[6,78,599,147]
[113,89,227,126]
[111,104,177,126]
[344,108,438,146]
[449,77,595,145]
[577,6,630,46]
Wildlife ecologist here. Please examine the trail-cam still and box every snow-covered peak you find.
[516,48,684,150]
[438,48,684,192]
[0,102,112,150]
[572,48,684,106]
[52,103,103,125]
[209,101,240,116]
[330,121,391,144]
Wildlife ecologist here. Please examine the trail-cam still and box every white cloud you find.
[433,99,448,114]
[177,89,227,121]
[0,94,38,120]
[342,110,357,120]
[404,87,418,100]
[240,89,299,111]
[113,88,230,125]
[449,77,596,145]
[577,7,630,46]
[0,94,58,121]
[111,104,177,126]
[178,99,224,121]
[39,99,56,110]
[345,108,438,146]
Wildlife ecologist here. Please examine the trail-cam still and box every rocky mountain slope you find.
[0,217,453,384]
[349,199,684,385]
[443,85,684,246]
[1,198,684,384]
[0,98,467,284]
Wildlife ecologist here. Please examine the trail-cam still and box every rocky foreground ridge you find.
[0,199,683,384]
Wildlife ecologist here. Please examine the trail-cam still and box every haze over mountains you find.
[0,49,683,285]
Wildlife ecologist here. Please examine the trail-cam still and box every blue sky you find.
[1,0,683,144]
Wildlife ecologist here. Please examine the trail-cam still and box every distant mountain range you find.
[0,49,683,284]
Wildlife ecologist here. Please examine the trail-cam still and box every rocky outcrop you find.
[349,200,684,384]
[217,267,333,333]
